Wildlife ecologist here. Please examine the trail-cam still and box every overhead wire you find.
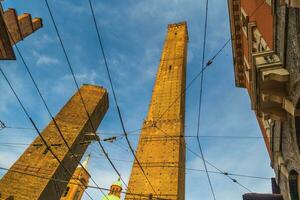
[0,133,283,149]
[154,126,253,193]
[145,0,271,195]
[0,0,268,198]
[0,166,170,200]
[87,0,158,196]
[42,0,130,195]
[0,68,95,200]
[196,0,217,198]
[88,154,271,180]
[1,125,281,140]
[2,14,111,200]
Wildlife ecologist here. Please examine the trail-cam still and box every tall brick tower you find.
[125,22,188,200]
[0,84,108,200]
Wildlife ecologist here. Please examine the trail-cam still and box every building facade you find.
[125,22,188,200]
[60,155,91,200]
[0,85,108,200]
[228,0,300,199]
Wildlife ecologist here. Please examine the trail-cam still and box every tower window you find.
[169,65,172,70]
[63,187,70,197]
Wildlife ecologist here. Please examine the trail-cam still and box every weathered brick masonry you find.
[0,84,108,200]
[125,22,188,200]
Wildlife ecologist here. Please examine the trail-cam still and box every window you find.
[289,170,300,200]
[63,187,70,197]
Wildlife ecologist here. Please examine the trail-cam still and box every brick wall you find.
[0,84,108,200]
[125,22,188,200]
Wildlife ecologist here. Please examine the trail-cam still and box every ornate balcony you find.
[251,50,290,120]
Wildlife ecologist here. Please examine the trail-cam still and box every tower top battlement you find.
[167,21,189,41]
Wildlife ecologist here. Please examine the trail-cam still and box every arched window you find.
[295,100,300,152]
[289,170,299,200]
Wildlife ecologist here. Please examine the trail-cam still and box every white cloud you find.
[32,50,60,65]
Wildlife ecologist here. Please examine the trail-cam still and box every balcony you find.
[251,50,290,120]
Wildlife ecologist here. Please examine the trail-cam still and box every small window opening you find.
[42,148,49,155]
[63,187,70,197]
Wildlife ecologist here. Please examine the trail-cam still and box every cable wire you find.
[0,67,95,200]
[154,126,253,193]
[0,166,170,200]
[88,154,271,180]
[2,15,112,200]
[87,0,158,196]
[196,0,216,199]
[42,0,130,195]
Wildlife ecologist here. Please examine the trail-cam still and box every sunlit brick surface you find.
[125,22,188,200]
[0,85,108,200]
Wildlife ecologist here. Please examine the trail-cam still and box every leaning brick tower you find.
[125,22,188,200]
[0,84,108,200]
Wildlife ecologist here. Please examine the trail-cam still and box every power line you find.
[196,0,216,198]
[156,39,230,122]
[145,0,272,196]
[1,125,282,140]
[0,67,95,200]
[87,0,158,196]
[0,166,170,200]
[191,0,271,192]
[2,13,115,200]
[0,132,281,150]
[42,0,130,195]
[88,154,271,180]
[154,126,253,193]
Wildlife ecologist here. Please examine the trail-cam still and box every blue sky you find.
[0,0,274,199]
